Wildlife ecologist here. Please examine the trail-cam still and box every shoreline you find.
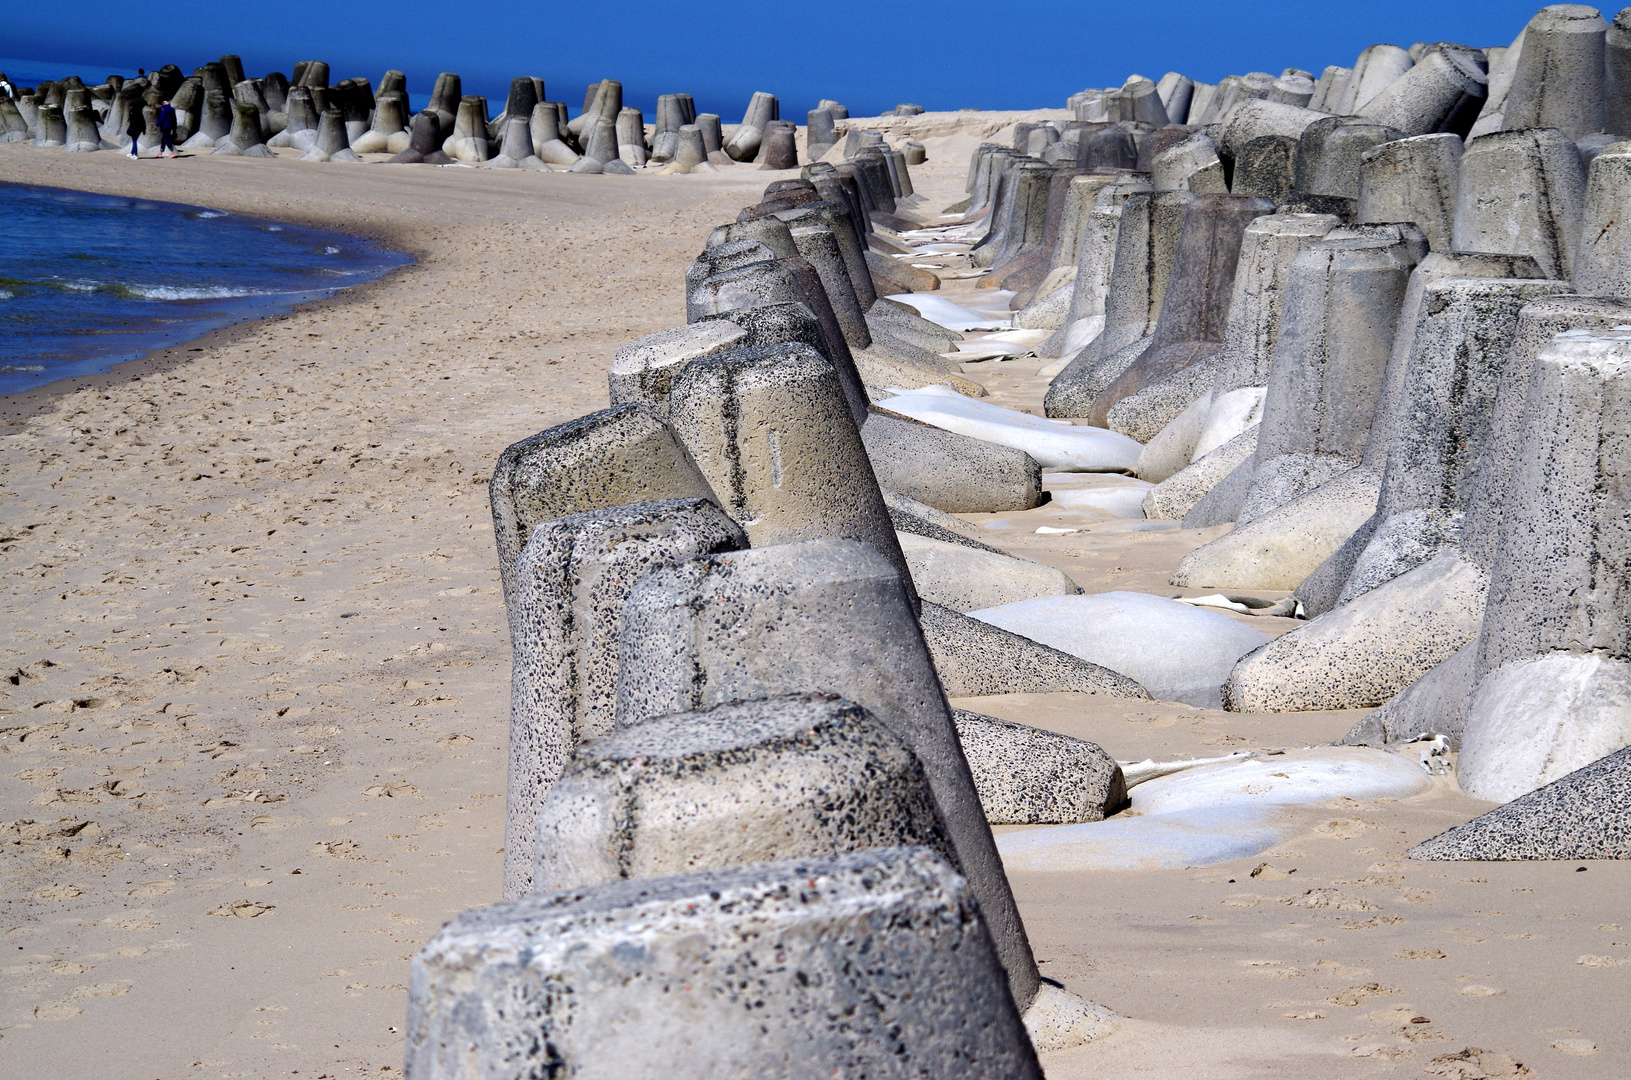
[0,176,420,431]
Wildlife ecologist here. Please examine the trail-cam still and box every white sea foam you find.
[0,364,46,373]
[0,289,13,300]
[196,209,229,218]
[125,284,275,300]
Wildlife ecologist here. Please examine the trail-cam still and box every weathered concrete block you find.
[898,532,1082,612]
[1502,4,1606,141]
[1144,426,1259,521]
[861,408,1044,513]
[1347,636,1479,748]
[1357,43,1488,137]
[667,342,909,590]
[1172,464,1382,589]
[952,710,1127,824]
[1089,193,1276,426]
[1236,224,1423,524]
[533,693,955,891]
[1573,141,1631,301]
[1409,744,1631,860]
[919,601,1147,697]
[488,404,717,595]
[1460,296,1631,574]
[614,538,1039,1007]
[1337,44,1415,114]
[502,499,745,897]
[1340,277,1570,603]
[1231,135,1299,201]
[1294,117,1405,199]
[1461,328,1631,802]
[607,322,749,417]
[407,848,1042,1080]
[1223,551,1488,712]
[1356,133,1463,251]
[1452,128,1586,280]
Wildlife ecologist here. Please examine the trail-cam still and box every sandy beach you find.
[1,137,1626,1080]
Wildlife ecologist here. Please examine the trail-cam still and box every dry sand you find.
[0,134,1625,1080]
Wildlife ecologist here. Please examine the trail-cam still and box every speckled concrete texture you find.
[533,693,955,891]
[502,498,745,898]
[1410,745,1631,860]
[1462,329,1631,802]
[407,848,1042,1080]
[488,403,717,602]
[1224,550,1488,712]
[612,538,1039,1007]
[1171,464,1381,590]
[1451,128,1587,279]
[919,601,1148,698]
[898,531,1082,611]
[952,709,1127,824]
[861,408,1045,513]
[1356,133,1464,250]
[1144,426,1258,521]
[1339,277,1571,603]
[607,321,749,418]
[1501,4,1607,141]
[667,342,912,595]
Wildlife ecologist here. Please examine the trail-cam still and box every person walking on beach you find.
[125,101,145,159]
[0,73,14,100]
[156,99,177,157]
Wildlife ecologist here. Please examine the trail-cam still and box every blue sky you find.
[4,1,1557,119]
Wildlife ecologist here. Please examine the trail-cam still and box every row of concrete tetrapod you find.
[403,170,1149,1076]
[3,58,851,173]
[985,5,1631,860]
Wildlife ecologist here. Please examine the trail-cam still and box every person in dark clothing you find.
[125,102,146,159]
[156,99,177,157]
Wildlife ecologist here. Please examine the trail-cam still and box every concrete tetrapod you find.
[1045,190,1193,416]
[1458,328,1631,804]
[1452,127,1586,280]
[953,710,1127,825]
[1299,252,1555,617]
[532,693,955,891]
[528,102,579,166]
[1610,9,1631,135]
[665,343,913,595]
[406,849,1042,1080]
[897,532,1082,612]
[501,499,745,898]
[1502,4,1607,140]
[1409,744,1631,860]
[613,538,1041,1010]
[607,321,750,417]
[1293,117,1406,200]
[1337,278,1571,606]
[860,408,1046,513]
[297,106,358,163]
[1337,43,1415,114]
[1170,226,1425,588]
[387,111,448,165]
[1572,140,1631,301]
[1237,224,1425,523]
[917,600,1148,697]
[487,403,717,595]
[701,298,869,425]
[211,101,273,157]
[1041,172,1150,360]
[1094,193,1277,435]
[1355,295,1631,746]
[62,104,103,152]
[1356,134,1463,250]
[1357,43,1488,137]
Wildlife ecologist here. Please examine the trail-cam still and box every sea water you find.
[0,183,410,396]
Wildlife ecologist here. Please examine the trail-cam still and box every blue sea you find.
[0,183,410,396]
